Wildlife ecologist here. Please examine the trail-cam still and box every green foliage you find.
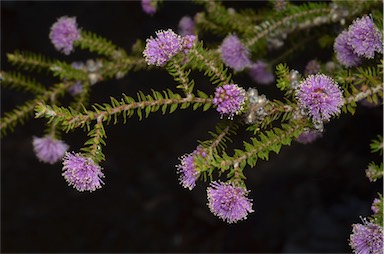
[367,162,383,182]
[196,121,239,182]
[7,51,54,73]
[337,63,383,115]
[0,99,37,136]
[188,42,233,87]
[275,63,292,92]
[100,57,149,80]
[76,30,127,59]
[166,59,195,95]
[71,81,91,112]
[50,61,88,81]
[1,82,69,136]
[80,121,107,164]
[209,121,306,178]
[370,135,383,155]
[131,39,145,56]
[35,89,213,132]
[245,2,330,53]
[0,71,45,94]
[195,0,254,37]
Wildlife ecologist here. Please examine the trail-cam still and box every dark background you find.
[1,1,382,252]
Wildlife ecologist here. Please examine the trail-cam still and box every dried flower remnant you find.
[349,221,383,254]
[348,15,383,59]
[248,61,275,85]
[244,88,268,124]
[213,84,246,119]
[49,16,81,55]
[207,181,254,223]
[33,136,69,164]
[220,35,251,72]
[143,29,183,66]
[62,152,104,192]
[297,74,344,124]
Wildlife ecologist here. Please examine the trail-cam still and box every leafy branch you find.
[80,119,107,164]
[35,89,214,131]
[7,51,54,73]
[245,4,330,50]
[76,30,127,59]
[188,43,233,86]
[1,82,71,136]
[166,59,194,96]
[216,121,306,173]
[0,71,46,94]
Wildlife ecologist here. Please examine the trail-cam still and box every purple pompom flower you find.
[371,198,381,214]
[296,129,322,144]
[33,136,69,164]
[176,146,206,190]
[349,221,383,254]
[348,15,383,59]
[178,16,195,36]
[49,16,81,55]
[181,35,197,53]
[220,35,251,72]
[334,30,361,67]
[213,84,246,119]
[62,152,104,192]
[207,181,254,223]
[143,29,183,66]
[68,81,83,96]
[297,74,344,124]
[305,59,321,76]
[141,0,157,16]
[248,61,275,85]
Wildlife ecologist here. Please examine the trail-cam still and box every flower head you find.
[274,0,287,12]
[176,146,206,190]
[305,59,321,76]
[248,61,275,85]
[296,129,322,144]
[178,16,195,36]
[33,136,69,164]
[334,30,361,67]
[371,198,381,214]
[213,84,246,119]
[220,35,251,72]
[62,152,104,192]
[207,181,254,223]
[181,35,197,53]
[68,81,83,96]
[365,164,382,182]
[349,221,383,254]
[297,74,344,123]
[143,29,183,66]
[141,0,157,16]
[49,16,81,55]
[348,15,383,59]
